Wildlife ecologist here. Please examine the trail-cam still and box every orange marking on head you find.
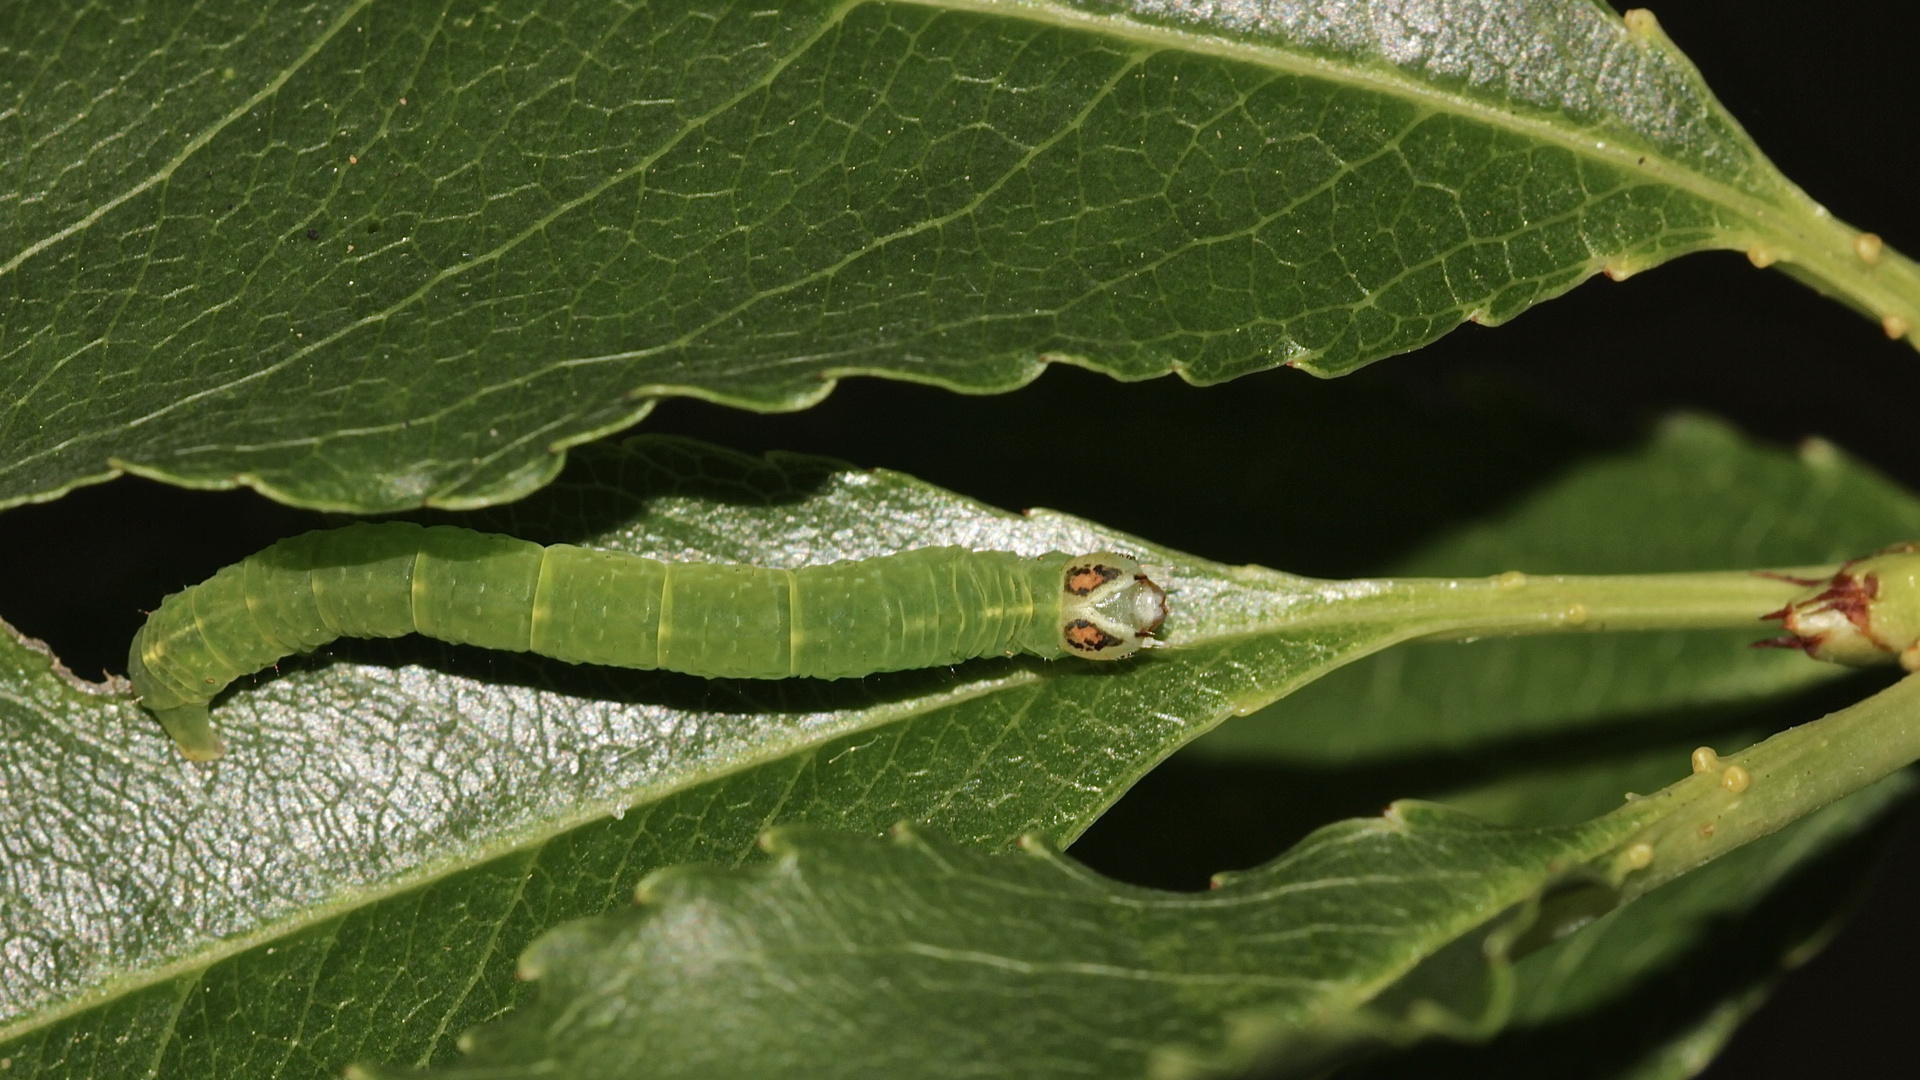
[1064,620,1120,652]
[1065,564,1120,596]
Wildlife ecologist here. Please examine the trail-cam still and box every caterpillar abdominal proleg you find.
[127,523,1168,760]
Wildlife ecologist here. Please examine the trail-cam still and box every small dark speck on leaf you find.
[305,229,320,241]
[366,221,381,234]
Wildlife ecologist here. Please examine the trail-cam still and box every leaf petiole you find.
[1208,565,1833,647]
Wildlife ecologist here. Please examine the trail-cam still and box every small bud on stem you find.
[1759,544,1920,671]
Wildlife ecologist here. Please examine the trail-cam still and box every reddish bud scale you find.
[1761,544,1920,671]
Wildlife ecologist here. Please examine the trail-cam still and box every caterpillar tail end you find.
[151,705,227,761]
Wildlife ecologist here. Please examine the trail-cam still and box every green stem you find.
[1299,565,1828,642]
[1601,673,1920,902]
[1747,191,1920,347]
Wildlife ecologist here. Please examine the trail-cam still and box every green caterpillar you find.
[128,522,1168,760]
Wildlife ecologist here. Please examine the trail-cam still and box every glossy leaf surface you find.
[364,717,1918,1080]
[4,434,1676,1071]
[4,416,1916,1078]
[4,0,1914,512]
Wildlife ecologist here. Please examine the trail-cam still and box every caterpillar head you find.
[1059,552,1167,660]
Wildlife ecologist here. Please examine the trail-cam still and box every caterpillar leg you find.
[151,705,226,761]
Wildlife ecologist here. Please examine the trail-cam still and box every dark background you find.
[0,1,1914,1076]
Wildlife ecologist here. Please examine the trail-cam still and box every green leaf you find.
[6,410,1914,1076]
[16,433,1755,1074]
[1164,413,1920,1079]
[361,812,1643,1080]
[353,667,1920,1080]
[1332,740,1912,1080]
[4,0,1916,513]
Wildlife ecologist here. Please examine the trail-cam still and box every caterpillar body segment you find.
[127,523,1168,760]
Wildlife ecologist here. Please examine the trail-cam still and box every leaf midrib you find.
[937,0,1792,234]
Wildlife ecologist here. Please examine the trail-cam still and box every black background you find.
[0,1,1915,1076]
